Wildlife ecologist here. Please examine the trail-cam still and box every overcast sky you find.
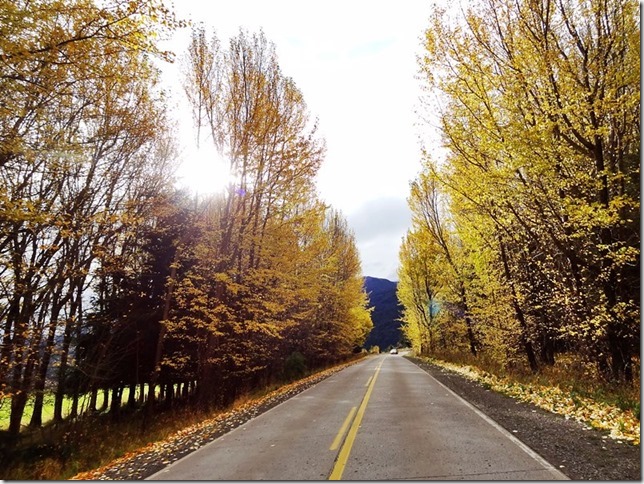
[162,0,434,281]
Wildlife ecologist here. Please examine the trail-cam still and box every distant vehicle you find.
[390,348,398,354]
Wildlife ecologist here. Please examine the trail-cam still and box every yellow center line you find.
[329,359,384,480]
[329,406,357,451]
[364,376,372,387]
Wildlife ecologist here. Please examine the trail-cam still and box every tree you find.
[405,0,639,380]
[178,27,369,408]
[408,171,479,356]
[397,230,441,355]
[0,0,180,435]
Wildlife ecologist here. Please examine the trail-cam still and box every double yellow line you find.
[328,359,384,480]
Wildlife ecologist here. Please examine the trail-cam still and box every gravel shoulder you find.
[407,356,641,481]
[72,355,640,480]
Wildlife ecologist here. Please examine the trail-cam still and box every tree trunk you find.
[110,386,122,416]
[127,383,137,407]
[498,239,538,373]
[53,321,73,422]
[8,391,28,436]
[29,317,59,427]
[460,287,477,357]
[139,382,146,404]
[70,383,80,419]
[89,387,98,413]
[539,333,556,366]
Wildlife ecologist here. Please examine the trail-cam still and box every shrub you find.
[283,352,308,381]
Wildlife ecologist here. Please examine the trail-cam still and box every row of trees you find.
[398,0,639,382]
[0,1,371,437]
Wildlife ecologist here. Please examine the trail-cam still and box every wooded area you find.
[0,0,371,438]
[398,0,639,382]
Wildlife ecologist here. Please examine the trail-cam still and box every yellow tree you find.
[406,169,479,356]
[397,230,436,355]
[180,28,373,407]
[0,0,180,434]
[417,0,639,380]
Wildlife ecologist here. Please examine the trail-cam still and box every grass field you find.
[0,387,146,431]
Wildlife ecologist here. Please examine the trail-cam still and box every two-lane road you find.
[148,354,567,480]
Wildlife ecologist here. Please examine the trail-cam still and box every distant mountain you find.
[363,276,404,351]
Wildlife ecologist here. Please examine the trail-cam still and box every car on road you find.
[390,348,398,354]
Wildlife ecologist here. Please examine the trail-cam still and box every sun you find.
[177,144,233,196]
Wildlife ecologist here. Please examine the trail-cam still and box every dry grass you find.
[1,404,214,480]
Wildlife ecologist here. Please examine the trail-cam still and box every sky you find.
[161,0,435,281]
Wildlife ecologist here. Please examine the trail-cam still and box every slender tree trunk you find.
[8,392,28,437]
[53,286,82,422]
[53,320,73,422]
[70,383,80,419]
[8,296,38,436]
[110,386,122,416]
[539,333,556,366]
[499,239,538,373]
[148,260,176,412]
[29,317,59,427]
[127,383,137,407]
[89,387,98,413]
[460,286,477,357]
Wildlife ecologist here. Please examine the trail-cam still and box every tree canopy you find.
[399,0,639,382]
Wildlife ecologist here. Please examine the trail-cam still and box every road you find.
[148,354,568,480]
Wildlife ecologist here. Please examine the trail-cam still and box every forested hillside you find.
[398,0,640,383]
[0,2,372,438]
[363,277,403,351]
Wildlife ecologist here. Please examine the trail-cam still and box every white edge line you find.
[426,367,570,480]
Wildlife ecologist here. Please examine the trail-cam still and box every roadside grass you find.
[0,356,364,480]
[0,386,158,432]
[1,403,216,480]
[417,351,640,446]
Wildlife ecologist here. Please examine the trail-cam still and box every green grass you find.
[0,387,149,431]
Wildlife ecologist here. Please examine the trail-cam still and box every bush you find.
[283,352,308,381]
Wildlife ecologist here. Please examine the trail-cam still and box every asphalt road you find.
[147,354,568,480]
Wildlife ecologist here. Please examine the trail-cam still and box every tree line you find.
[398,0,639,382]
[0,1,371,437]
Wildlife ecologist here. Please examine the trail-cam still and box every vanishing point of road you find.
[148,353,568,480]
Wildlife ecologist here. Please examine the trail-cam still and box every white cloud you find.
[347,197,412,280]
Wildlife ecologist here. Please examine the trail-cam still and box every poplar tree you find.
[178,28,370,407]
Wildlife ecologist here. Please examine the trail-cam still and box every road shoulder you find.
[407,356,641,481]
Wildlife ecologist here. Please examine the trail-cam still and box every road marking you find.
[329,359,384,480]
[329,406,357,451]
[365,376,372,387]
[428,370,569,480]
